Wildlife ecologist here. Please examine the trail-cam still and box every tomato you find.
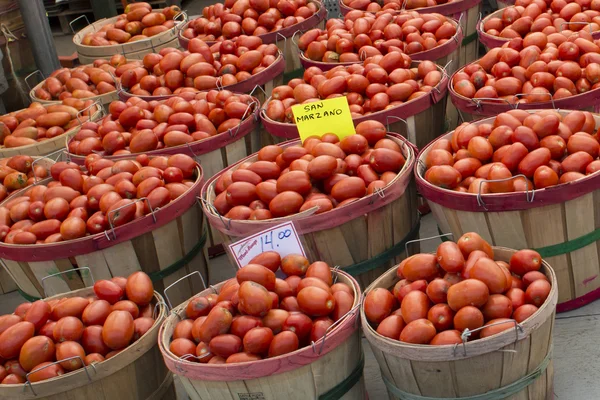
[402,254,440,282]
[268,331,299,357]
[0,321,35,359]
[510,249,542,276]
[56,341,86,371]
[28,361,64,382]
[0,314,22,335]
[453,305,484,333]
[430,330,462,345]
[236,264,276,291]
[82,325,110,355]
[436,242,465,273]
[281,254,310,276]
[19,336,55,372]
[470,258,508,294]
[427,303,454,331]
[238,281,272,317]
[112,300,140,319]
[457,232,494,259]
[82,299,112,325]
[376,315,406,339]
[262,309,289,334]
[243,327,274,354]
[399,319,437,344]
[482,294,513,321]
[447,279,490,311]
[170,338,197,358]
[480,318,513,338]
[364,288,396,324]
[297,286,335,317]
[248,251,281,272]
[23,300,51,332]
[522,271,549,287]
[102,310,134,350]
[51,296,89,320]
[525,279,551,306]
[426,278,451,304]
[513,304,538,322]
[125,271,154,306]
[305,261,333,286]
[311,317,334,342]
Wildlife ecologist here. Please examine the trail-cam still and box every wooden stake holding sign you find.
[292,97,356,142]
[228,222,306,268]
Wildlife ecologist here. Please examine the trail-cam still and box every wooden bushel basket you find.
[66,97,261,252]
[178,1,327,76]
[0,155,56,295]
[449,63,600,123]
[478,9,600,52]
[259,60,449,151]
[158,268,365,400]
[338,0,481,68]
[416,110,600,311]
[0,287,174,400]
[362,247,557,400]
[117,53,285,107]
[0,103,103,159]
[200,133,420,289]
[72,14,186,65]
[298,16,462,74]
[0,162,207,308]
[27,68,119,107]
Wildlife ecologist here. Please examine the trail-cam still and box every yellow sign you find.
[292,97,356,142]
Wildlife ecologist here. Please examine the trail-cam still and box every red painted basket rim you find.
[414,110,600,212]
[200,133,416,237]
[449,60,600,116]
[339,0,481,17]
[261,60,449,139]
[158,269,361,381]
[298,17,462,72]
[0,163,204,261]
[118,54,285,103]
[177,2,327,49]
[67,95,260,165]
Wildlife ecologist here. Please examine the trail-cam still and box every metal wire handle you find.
[25,356,96,395]
[514,92,557,110]
[105,197,156,241]
[163,270,206,309]
[311,303,359,355]
[452,319,524,357]
[405,233,453,256]
[69,15,91,34]
[477,174,534,211]
[41,267,94,297]
[559,21,593,33]
[230,100,259,138]
[24,70,45,92]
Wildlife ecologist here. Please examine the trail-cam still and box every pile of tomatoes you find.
[0,100,98,149]
[482,0,600,39]
[69,91,256,157]
[81,3,181,46]
[265,57,441,123]
[340,0,449,13]
[212,121,406,220]
[34,57,131,101]
[364,233,551,345]
[452,31,600,102]
[0,153,197,245]
[121,36,279,96]
[0,156,49,201]
[0,271,156,384]
[298,11,457,64]
[181,0,320,42]
[423,109,600,192]
[169,252,355,363]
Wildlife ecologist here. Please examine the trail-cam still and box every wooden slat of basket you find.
[455,350,504,396]
[103,240,142,277]
[455,210,493,243]
[2,259,40,296]
[487,210,528,250]
[340,216,368,266]
[367,202,393,287]
[199,150,224,191]
[179,206,205,292]
[311,227,355,268]
[74,251,112,281]
[565,193,600,297]
[0,267,17,293]
[152,219,189,306]
[56,258,86,291]
[522,204,573,303]
[412,359,456,396]
[499,338,530,389]
[28,260,71,296]
[224,136,247,167]
[392,182,415,265]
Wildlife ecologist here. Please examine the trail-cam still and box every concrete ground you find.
[0,213,596,399]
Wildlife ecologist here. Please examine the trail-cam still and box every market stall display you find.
[179,0,327,74]
[416,109,600,310]
[0,154,206,308]
[201,122,419,288]
[0,271,173,399]
[159,253,365,399]
[260,58,448,149]
[72,3,186,64]
[362,239,556,399]
[298,11,462,73]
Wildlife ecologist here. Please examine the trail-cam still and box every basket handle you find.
[477,174,535,210]
[70,15,92,34]
[311,302,360,355]
[404,233,454,256]
[24,70,45,92]
[163,270,206,310]
[105,197,157,241]
[559,21,593,33]
[41,267,95,298]
[25,356,96,395]
[453,319,524,357]
[513,92,557,110]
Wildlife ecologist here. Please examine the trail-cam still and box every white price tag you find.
[228,222,306,269]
